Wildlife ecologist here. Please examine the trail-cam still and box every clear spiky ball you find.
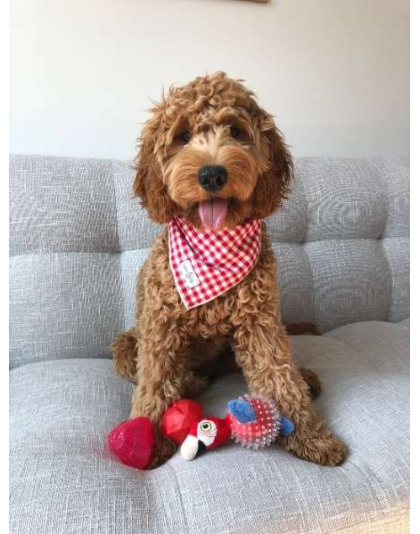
[229,395,281,450]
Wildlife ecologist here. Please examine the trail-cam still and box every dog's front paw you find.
[282,429,347,466]
[147,436,178,470]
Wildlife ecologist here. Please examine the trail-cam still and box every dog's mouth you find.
[198,198,228,231]
[181,197,251,231]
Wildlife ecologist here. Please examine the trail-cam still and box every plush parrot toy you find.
[178,395,294,461]
[108,395,295,469]
[180,416,232,460]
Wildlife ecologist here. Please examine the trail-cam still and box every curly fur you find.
[111,72,346,468]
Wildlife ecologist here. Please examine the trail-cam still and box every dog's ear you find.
[133,118,176,224]
[252,117,293,219]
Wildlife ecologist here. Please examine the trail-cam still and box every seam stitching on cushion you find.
[301,244,317,327]
[11,236,408,259]
[381,238,405,323]
[110,160,122,252]
[110,161,128,334]
[370,159,391,240]
[372,158,408,322]
[325,322,407,349]
[168,464,192,534]
[299,169,317,325]
[9,357,117,374]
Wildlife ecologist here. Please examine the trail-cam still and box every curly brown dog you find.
[111,72,346,468]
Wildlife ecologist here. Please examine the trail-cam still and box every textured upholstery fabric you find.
[10,322,409,534]
[9,154,410,533]
[9,155,409,368]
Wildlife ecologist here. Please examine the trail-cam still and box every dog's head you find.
[133,72,293,230]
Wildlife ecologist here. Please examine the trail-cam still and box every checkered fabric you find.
[168,217,262,309]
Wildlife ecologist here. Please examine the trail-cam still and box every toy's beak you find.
[180,435,207,461]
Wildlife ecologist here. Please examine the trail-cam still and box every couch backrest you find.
[9,155,409,369]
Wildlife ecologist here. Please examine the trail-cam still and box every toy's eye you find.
[199,421,214,433]
[179,131,192,144]
[230,126,241,139]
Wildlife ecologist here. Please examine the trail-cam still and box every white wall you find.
[9,0,409,160]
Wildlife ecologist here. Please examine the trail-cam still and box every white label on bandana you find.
[179,260,200,288]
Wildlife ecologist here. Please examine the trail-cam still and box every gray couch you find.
[10,155,410,534]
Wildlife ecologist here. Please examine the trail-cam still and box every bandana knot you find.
[169,217,262,309]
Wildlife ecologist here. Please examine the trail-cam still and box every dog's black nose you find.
[198,165,227,192]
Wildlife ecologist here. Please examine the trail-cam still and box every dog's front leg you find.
[130,317,190,468]
[233,315,347,466]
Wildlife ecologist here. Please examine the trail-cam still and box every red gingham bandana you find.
[169,217,262,310]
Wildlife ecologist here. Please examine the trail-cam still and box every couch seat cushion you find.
[9,321,409,534]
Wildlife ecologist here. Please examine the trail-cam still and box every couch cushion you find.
[9,321,409,534]
[9,155,409,368]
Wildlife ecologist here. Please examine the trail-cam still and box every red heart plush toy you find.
[108,417,154,469]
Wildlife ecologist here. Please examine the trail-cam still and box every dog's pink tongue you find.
[198,198,228,231]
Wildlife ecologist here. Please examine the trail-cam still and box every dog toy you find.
[108,417,154,469]
[179,394,294,461]
[228,394,294,448]
[108,396,294,469]
[162,399,204,445]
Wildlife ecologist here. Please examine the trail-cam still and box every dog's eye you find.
[179,131,192,144]
[230,126,241,139]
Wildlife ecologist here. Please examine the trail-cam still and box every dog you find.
[111,72,346,469]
